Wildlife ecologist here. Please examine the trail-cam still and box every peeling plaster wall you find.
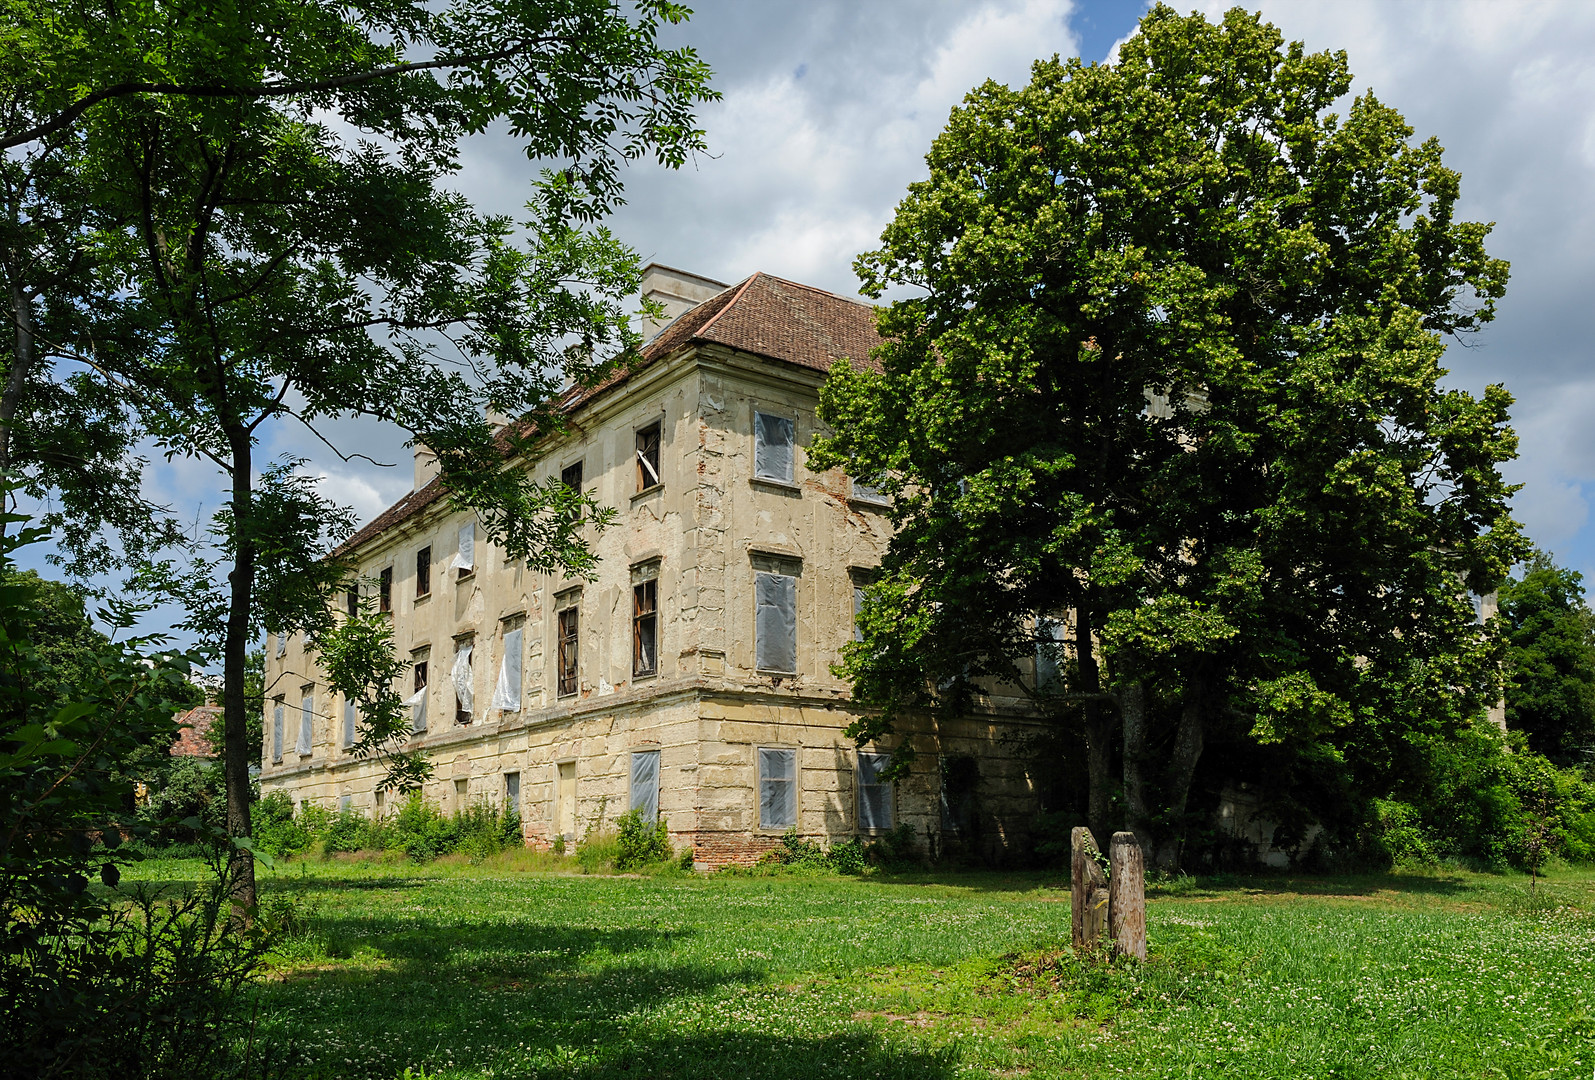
[260,343,1047,864]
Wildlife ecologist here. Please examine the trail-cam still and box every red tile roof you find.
[170,704,221,757]
[336,273,882,555]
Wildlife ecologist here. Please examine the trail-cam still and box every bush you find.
[136,755,230,844]
[867,823,919,868]
[1367,798,1437,868]
[754,829,871,874]
[575,830,621,874]
[614,809,673,870]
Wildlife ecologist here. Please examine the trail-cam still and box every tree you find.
[1498,551,1595,767]
[812,4,1522,866]
[7,0,716,909]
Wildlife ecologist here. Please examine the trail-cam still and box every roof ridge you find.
[762,273,875,308]
[694,272,761,339]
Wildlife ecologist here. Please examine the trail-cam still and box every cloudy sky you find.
[110,0,1595,612]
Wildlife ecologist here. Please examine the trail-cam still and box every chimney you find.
[414,442,439,490]
[639,263,730,339]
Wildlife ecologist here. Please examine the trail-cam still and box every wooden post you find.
[1070,826,1108,950]
[1108,831,1147,961]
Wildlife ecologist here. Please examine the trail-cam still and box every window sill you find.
[414,592,432,604]
[456,571,476,582]
[756,669,799,678]
[849,496,892,510]
[632,670,658,682]
[632,484,664,502]
[750,476,800,495]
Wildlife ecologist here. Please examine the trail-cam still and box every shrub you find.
[614,809,673,870]
[322,806,367,854]
[575,831,621,873]
[867,823,919,868]
[1367,799,1436,868]
[388,793,458,862]
[754,829,871,874]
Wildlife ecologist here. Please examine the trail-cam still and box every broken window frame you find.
[556,599,580,699]
[415,546,432,597]
[454,522,475,580]
[410,653,429,734]
[492,616,525,712]
[633,575,658,678]
[453,635,474,725]
[636,421,662,492]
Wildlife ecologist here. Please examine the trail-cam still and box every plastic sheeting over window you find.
[755,571,797,673]
[452,643,473,718]
[851,477,889,504]
[758,747,796,829]
[272,704,284,761]
[342,699,356,748]
[754,411,794,483]
[450,522,475,574]
[296,695,313,755]
[858,752,894,831]
[275,632,287,658]
[629,749,660,822]
[406,687,427,733]
[853,585,866,642]
[491,628,523,710]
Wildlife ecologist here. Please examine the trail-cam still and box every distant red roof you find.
[336,272,882,555]
[171,704,221,757]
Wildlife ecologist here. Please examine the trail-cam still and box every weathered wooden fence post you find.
[1108,831,1147,961]
[1070,826,1108,950]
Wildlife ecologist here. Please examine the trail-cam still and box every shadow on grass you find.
[1147,870,1478,901]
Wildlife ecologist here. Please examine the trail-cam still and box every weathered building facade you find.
[260,266,1047,865]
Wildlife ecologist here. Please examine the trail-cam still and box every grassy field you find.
[128,855,1595,1080]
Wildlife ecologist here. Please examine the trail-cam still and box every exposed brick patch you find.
[170,705,221,757]
[680,830,785,868]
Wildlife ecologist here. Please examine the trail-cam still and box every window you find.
[453,637,474,724]
[851,476,890,505]
[491,620,524,711]
[453,522,475,579]
[454,777,468,809]
[560,460,584,492]
[858,752,894,831]
[379,567,392,612]
[415,546,432,596]
[346,587,358,617]
[753,411,794,484]
[853,583,866,642]
[1036,616,1066,690]
[272,699,284,762]
[755,569,798,674]
[297,688,314,756]
[557,601,579,698]
[409,654,429,733]
[636,421,662,491]
[758,747,796,830]
[630,749,660,822]
[342,698,356,748]
[275,631,287,658]
[504,771,521,817]
[633,578,658,677]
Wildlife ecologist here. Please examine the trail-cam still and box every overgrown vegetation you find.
[252,792,522,864]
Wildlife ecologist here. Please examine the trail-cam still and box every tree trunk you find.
[1121,678,1153,850]
[1075,608,1114,844]
[1156,674,1206,872]
[0,277,36,479]
[222,425,257,915]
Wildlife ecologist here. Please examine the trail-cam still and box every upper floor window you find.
[851,476,890,505]
[633,576,658,677]
[296,687,315,756]
[345,587,359,617]
[636,421,662,491]
[454,523,475,579]
[557,596,580,698]
[754,562,799,674]
[378,567,393,612]
[561,460,584,522]
[754,411,794,485]
[453,636,474,724]
[410,653,429,733]
[271,698,285,763]
[415,546,432,597]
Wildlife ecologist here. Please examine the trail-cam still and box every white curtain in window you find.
[755,572,797,673]
[858,752,894,831]
[450,522,475,572]
[491,628,523,710]
[272,705,284,761]
[452,644,473,715]
[754,412,794,483]
[406,687,427,733]
[296,695,313,755]
[758,747,796,829]
[630,750,660,822]
[343,699,357,747]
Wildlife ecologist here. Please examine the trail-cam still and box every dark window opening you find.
[633,579,658,677]
[379,567,392,612]
[346,587,359,617]
[416,546,431,596]
[414,660,428,693]
[560,460,584,522]
[636,422,662,491]
[557,606,579,698]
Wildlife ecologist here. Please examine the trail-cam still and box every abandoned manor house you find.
[259,265,1049,866]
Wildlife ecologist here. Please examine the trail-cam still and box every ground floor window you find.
[858,751,894,832]
[758,747,797,829]
[630,749,660,822]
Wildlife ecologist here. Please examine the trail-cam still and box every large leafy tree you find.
[3,0,716,907]
[812,4,1522,864]
[1498,552,1595,767]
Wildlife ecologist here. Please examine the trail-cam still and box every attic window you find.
[636,422,662,491]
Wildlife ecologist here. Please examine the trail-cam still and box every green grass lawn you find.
[128,855,1595,1079]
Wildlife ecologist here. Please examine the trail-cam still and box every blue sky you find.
[33,0,1595,634]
